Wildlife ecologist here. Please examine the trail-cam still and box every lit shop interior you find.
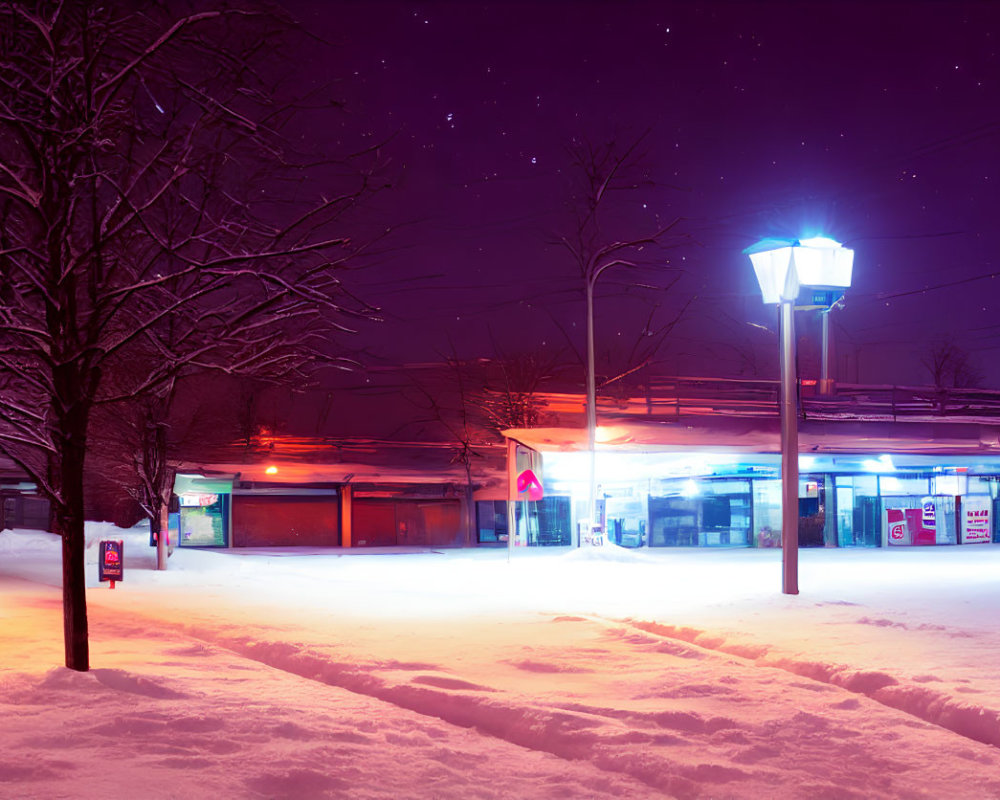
[173,473,232,547]
[488,450,1000,549]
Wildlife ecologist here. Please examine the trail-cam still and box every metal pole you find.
[156,504,168,570]
[819,309,833,395]
[585,275,597,545]
[779,297,799,594]
[506,438,517,561]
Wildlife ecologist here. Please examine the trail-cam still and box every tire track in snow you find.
[166,619,735,799]
[88,604,803,798]
[615,617,1000,751]
[83,603,1000,799]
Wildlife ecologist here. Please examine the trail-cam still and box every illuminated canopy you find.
[174,473,234,494]
[744,236,854,304]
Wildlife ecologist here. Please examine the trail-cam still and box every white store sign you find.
[961,495,992,544]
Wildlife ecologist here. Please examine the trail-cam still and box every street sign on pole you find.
[98,539,123,589]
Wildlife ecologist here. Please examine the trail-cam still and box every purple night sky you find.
[284,1,1000,387]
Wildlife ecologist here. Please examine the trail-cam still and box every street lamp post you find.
[820,307,833,395]
[584,259,627,545]
[745,237,853,594]
[818,296,845,395]
[585,268,598,543]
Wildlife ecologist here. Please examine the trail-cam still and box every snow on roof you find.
[174,437,509,488]
[503,416,1000,459]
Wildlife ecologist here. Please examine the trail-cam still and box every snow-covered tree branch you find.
[0,0,388,670]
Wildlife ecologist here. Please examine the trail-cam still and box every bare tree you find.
[398,358,481,547]
[91,391,176,538]
[555,131,688,408]
[923,340,983,389]
[475,345,564,434]
[0,3,384,670]
[89,370,237,549]
[552,132,688,521]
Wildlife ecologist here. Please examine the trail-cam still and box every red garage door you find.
[352,501,397,547]
[232,495,339,547]
[353,499,463,548]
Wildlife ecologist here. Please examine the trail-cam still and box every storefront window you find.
[967,475,993,495]
[967,477,999,542]
[649,478,751,547]
[476,500,508,544]
[834,475,880,547]
[178,493,228,547]
[605,489,648,548]
[995,497,1000,544]
[798,475,825,547]
[959,495,992,544]
[752,479,781,547]
[878,475,932,547]
[516,496,571,546]
[932,473,967,496]
[701,480,751,546]
[173,474,232,548]
[537,450,1000,551]
[883,495,957,546]
[478,498,572,546]
[880,475,931,496]
[648,496,698,546]
[836,485,854,545]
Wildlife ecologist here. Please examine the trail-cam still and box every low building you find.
[171,437,508,549]
[0,457,50,532]
[171,379,1000,551]
[502,379,1000,550]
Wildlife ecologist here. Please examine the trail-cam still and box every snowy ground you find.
[2,525,1000,799]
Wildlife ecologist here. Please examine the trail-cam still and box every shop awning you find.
[502,418,1000,459]
[174,473,235,495]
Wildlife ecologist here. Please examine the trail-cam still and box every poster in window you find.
[961,495,992,544]
[885,508,910,546]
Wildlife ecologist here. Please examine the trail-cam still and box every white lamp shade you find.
[794,237,854,290]
[749,245,796,304]
[745,236,853,304]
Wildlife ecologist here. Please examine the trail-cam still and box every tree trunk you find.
[463,484,475,547]
[153,499,168,571]
[52,353,92,672]
[150,505,162,541]
[150,423,169,571]
[56,440,90,672]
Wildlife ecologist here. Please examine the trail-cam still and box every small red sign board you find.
[516,468,543,501]
[99,539,124,586]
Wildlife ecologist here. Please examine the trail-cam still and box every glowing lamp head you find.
[744,236,853,304]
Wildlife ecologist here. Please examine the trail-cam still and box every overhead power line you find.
[875,270,999,301]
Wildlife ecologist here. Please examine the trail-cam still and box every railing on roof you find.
[582,377,1000,424]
